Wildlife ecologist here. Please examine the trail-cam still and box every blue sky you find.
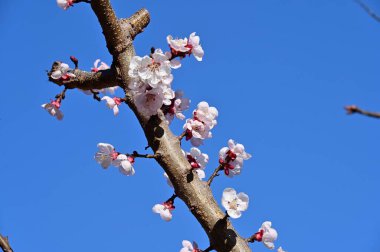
[1,0,380,251]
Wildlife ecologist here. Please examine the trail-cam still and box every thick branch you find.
[119,9,151,39]
[48,61,118,90]
[90,1,250,251]
[0,234,13,252]
[90,1,149,88]
[345,105,380,119]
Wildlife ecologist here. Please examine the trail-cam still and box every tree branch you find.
[355,0,380,23]
[76,1,250,251]
[0,234,13,252]
[48,61,119,90]
[345,105,380,119]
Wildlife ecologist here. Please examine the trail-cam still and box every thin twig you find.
[129,151,159,159]
[355,0,380,23]
[0,234,13,252]
[178,130,187,141]
[207,164,223,186]
[345,105,380,119]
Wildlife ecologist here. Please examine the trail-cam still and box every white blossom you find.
[134,88,165,117]
[56,0,73,10]
[91,59,110,72]
[94,143,118,169]
[164,90,190,123]
[259,221,278,249]
[101,96,122,116]
[128,49,172,88]
[195,101,218,129]
[219,139,252,177]
[50,63,76,80]
[277,247,286,252]
[188,32,204,61]
[221,188,249,219]
[180,240,200,252]
[186,147,209,169]
[113,154,135,176]
[184,118,212,147]
[167,35,190,53]
[41,100,63,120]
[152,203,173,221]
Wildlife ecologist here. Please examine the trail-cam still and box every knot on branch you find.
[120,8,150,39]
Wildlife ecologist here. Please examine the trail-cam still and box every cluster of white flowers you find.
[219,139,252,177]
[221,188,249,219]
[184,101,218,146]
[128,49,176,117]
[56,0,74,10]
[94,143,135,176]
[50,62,76,80]
[167,32,204,61]
[41,100,64,120]
[179,240,200,252]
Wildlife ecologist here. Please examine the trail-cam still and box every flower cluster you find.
[167,32,204,61]
[50,62,76,80]
[219,139,252,177]
[184,102,218,146]
[41,99,64,120]
[221,188,249,219]
[94,143,135,176]
[128,49,176,117]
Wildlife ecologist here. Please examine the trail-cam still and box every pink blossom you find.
[41,100,64,120]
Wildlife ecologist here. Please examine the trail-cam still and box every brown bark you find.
[48,1,252,251]
[48,62,118,90]
[0,234,13,252]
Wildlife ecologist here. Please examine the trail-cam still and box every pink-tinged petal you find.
[195,169,205,180]
[55,109,64,120]
[192,46,204,61]
[152,204,164,214]
[170,59,181,69]
[93,59,101,68]
[50,70,62,80]
[182,240,193,249]
[236,192,249,211]
[113,106,119,116]
[227,209,242,219]
[160,209,172,221]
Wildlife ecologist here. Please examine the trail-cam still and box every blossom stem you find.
[206,164,224,186]
[345,105,380,119]
[90,90,101,102]
[55,87,68,101]
[178,130,187,141]
[0,234,13,252]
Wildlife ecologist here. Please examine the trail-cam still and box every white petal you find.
[236,192,249,211]
[227,209,242,219]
